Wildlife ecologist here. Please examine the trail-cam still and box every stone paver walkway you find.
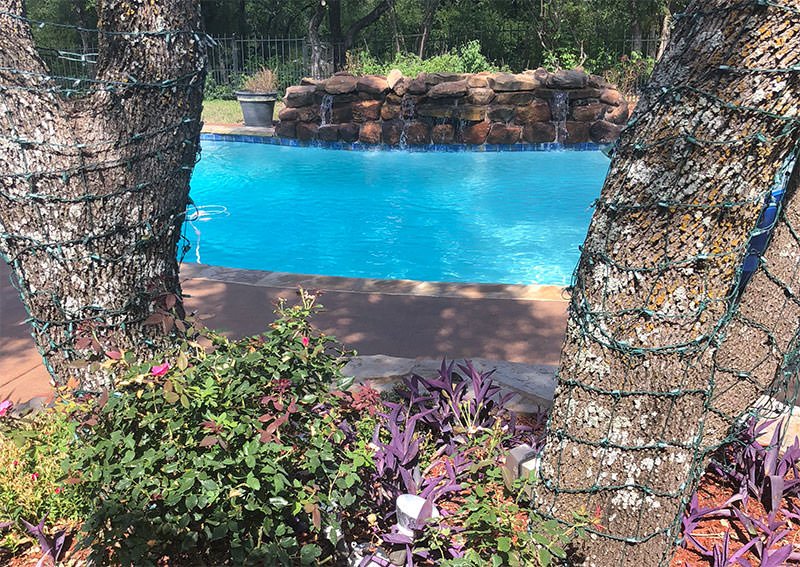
[0,262,569,402]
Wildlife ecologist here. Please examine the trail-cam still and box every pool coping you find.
[181,263,570,302]
[200,123,606,152]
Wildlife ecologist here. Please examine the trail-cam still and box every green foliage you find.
[542,48,584,72]
[0,401,91,550]
[345,40,503,77]
[204,74,244,101]
[602,51,656,95]
[69,291,374,566]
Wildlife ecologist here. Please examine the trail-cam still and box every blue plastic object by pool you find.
[741,154,795,279]
[184,140,611,286]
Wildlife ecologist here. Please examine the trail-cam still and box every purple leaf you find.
[382,532,413,545]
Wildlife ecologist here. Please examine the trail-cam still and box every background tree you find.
[0,0,206,387]
[534,0,800,564]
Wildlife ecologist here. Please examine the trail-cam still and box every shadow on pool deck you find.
[0,262,569,402]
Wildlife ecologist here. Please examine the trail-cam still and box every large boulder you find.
[300,77,324,87]
[340,123,360,143]
[407,77,427,95]
[487,105,516,122]
[588,74,610,89]
[461,121,491,145]
[571,101,605,122]
[467,87,495,105]
[467,74,490,88]
[494,92,536,105]
[381,120,403,145]
[523,122,556,144]
[589,120,623,144]
[295,106,320,122]
[486,123,522,145]
[421,72,466,86]
[357,75,389,95]
[428,80,469,99]
[599,88,625,106]
[525,67,550,83]
[278,107,299,122]
[296,122,319,141]
[324,75,358,95]
[604,100,630,124]
[381,103,401,120]
[565,121,590,143]
[431,124,455,144]
[275,120,297,138]
[456,105,487,122]
[406,121,431,145]
[545,69,588,89]
[359,121,382,144]
[317,124,340,142]
[284,85,317,107]
[352,100,382,122]
[515,99,552,124]
[386,69,403,90]
[488,73,540,92]
[392,78,408,96]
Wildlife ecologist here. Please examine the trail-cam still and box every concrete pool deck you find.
[0,261,569,402]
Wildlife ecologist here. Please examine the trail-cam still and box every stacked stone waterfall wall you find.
[276,68,630,147]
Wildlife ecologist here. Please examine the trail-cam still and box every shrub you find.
[69,290,375,566]
[241,67,278,92]
[345,40,503,77]
[0,399,91,552]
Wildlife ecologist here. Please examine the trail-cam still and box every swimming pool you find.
[184,140,610,286]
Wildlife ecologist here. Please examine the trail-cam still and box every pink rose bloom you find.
[150,362,170,377]
[301,337,310,348]
[0,400,12,417]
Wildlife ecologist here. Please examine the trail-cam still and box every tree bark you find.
[535,1,800,565]
[343,0,393,53]
[0,0,206,388]
[655,8,672,61]
[328,0,344,70]
[418,0,440,58]
[308,1,326,79]
[630,0,644,53]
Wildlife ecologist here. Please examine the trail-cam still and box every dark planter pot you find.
[235,90,278,127]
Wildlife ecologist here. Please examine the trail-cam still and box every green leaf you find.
[538,547,552,567]
[497,537,511,553]
[246,474,261,491]
[185,494,198,510]
[269,496,289,507]
[300,543,322,565]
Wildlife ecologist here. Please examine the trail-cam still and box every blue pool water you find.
[185,141,610,286]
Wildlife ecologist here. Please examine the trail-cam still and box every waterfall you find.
[399,95,416,149]
[552,91,568,145]
[320,94,334,126]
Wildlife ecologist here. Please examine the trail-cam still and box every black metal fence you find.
[37,33,661,97]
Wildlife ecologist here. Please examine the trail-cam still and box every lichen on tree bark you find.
[0,0,207,388]
[535,1,800,565]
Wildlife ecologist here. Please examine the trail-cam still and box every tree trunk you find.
[0,0,206,389]
[418,0,440,58]
[343,0,394,53]
[655,8,672,61]
[535,1,800,565]
[328,0,344,71]
[630,0,643,53]
[308,1,326,79]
